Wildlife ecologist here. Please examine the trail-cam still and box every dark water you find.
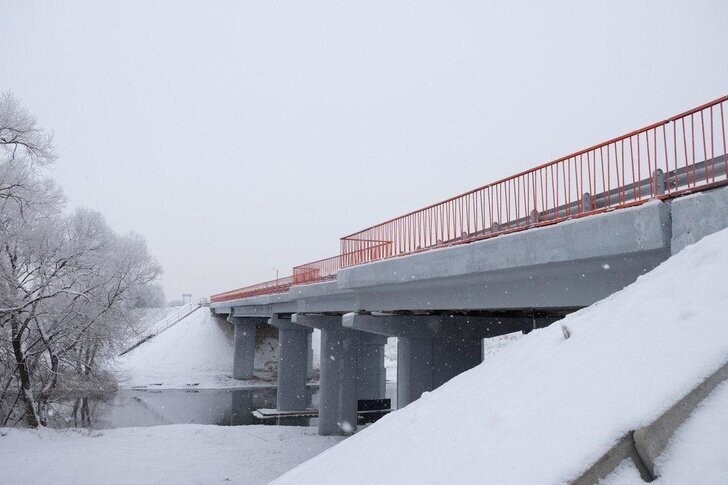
[50,383,397,429]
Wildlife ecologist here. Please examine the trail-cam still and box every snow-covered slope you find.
[120,303,201,354]
[274,228,728,484]
[604,380,728,484]
[116,308,248,389]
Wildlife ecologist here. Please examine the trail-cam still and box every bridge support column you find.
[344,313,540,407]
[397,335,435,407]
[357,333,387,401]
[320,319,358,435]
[228,316,265,380]
[295,314,386,436]
[307,331,315,379]
[397,331,482,407]
[269,314,312,412]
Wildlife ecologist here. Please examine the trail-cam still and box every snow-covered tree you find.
[0,92,161,427]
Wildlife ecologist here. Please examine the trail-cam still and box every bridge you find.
[209,95,728,436]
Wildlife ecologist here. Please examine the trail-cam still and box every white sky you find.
[1,1,726,301]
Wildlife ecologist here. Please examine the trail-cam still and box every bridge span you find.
[209,95,728,436]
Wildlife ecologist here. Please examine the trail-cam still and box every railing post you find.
[652,169,666,196]
[582,192,592,213]
[529,209,539,226]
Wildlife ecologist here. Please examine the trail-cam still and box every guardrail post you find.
[652,169,666,196]
[582,192,592,213]
[530,209,540,226]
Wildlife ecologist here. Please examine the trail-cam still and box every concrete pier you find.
[307,331,314,379]
[228,316,266,380]
[356,333,387,401]
[343,313,551,407]
[269,314,312,412]
[295,314,387,435]
[396,324,483,407]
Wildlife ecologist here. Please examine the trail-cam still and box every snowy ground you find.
[0,424,344,485]
[274,228,728,484]
[14,230,725,484]
[116,307,283,390]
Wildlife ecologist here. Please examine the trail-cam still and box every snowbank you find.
[275,228,728,484]
[116,307,253,389]
[0,424,344,485]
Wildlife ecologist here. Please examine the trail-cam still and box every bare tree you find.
[0,93,162,428]
[0,91,55,166]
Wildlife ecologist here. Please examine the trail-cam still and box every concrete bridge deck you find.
[208,96,728,436]
[211,184,728,435]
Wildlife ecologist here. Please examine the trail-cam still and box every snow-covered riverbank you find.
[115,307,280,390]
[0,424,344,484]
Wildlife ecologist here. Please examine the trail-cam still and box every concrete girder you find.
[342,312,553,339]
[231,304,273,318]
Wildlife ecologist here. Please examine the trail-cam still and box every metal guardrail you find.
[292,255,340,285]
[340,95,728,265]
[210,276,295,303]
[211,95,728,303]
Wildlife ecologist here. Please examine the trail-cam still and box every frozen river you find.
[51,382,398,429]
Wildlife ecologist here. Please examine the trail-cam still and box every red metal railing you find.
[212,95,727,303]
[210,276,294,303]
[293,255,340,284]
[340,95,728,266]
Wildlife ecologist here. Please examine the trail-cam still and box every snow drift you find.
[275,228,728,484]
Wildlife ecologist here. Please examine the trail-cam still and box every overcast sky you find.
[1,1,726,301]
